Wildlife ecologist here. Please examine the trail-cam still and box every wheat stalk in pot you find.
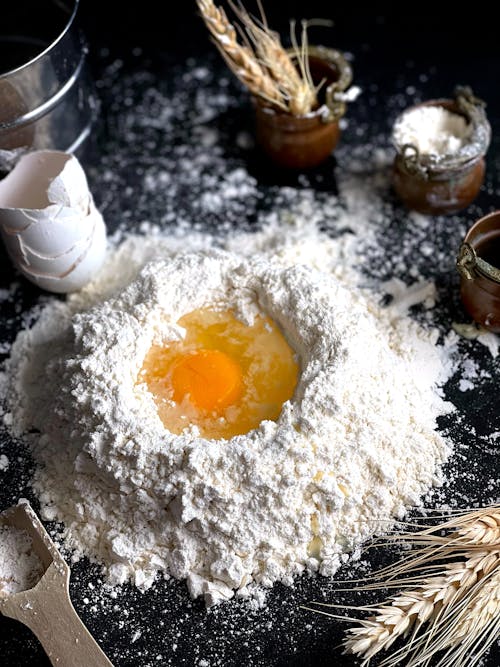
[305,506,500,666]
[196,0,318,114]
[228,1,317,115]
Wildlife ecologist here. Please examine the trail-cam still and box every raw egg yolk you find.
[170,349,243,412]
[138,308,299,440]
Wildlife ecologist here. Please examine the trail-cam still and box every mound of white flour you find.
[5,222,454,607]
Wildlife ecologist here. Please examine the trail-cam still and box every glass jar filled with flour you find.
[391,87,491,215]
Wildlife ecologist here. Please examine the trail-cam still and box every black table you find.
[1,3,499,665]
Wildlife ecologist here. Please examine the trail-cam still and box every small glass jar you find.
[457,210,500,332]
[254,46,352,170]
[392,89,491,215]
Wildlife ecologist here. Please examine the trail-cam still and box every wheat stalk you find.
[304,505,500,666]
[231,1,301,83]
[196,0,317,114]
[196,0,285,108]
[228,2,316,114]
[447,569,500,658]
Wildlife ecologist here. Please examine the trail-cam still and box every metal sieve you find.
[0,0,98,169]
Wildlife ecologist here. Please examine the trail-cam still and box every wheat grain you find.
[456,508,500,547]
[374,567,500,667]
[450,569,500,646]
[196,0,285,108]
[230,2,300,82]
[342,550,499,663]
[287,19,318,115]
[306,505,500,666]
[196,0,317,114]
[227,1,315,114]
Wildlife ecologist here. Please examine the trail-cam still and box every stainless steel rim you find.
[0,50,86,131]
[65,113,94,154]
[0,0,80,79]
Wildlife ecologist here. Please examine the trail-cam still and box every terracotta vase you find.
[253,46,352,170]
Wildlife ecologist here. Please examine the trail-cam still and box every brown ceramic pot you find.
[393,153,485,216]
[392,95,491,216]
[254,46,352,170]
[457,210,500,332]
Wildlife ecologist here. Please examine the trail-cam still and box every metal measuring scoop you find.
[0,501,113,667]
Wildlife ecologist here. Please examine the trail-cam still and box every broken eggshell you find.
[0,150,106,293]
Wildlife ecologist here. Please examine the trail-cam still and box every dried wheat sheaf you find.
[306,505,500,666]
[196,0,319,115]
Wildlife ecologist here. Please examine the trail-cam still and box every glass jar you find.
[457,210,500,332]
[392,89,491,215]
[254,46,352,170]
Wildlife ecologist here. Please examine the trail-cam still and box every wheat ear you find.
[305,505,500,667]
[196,0,285,109]
[228,1,316,115]
[197,0,318,115]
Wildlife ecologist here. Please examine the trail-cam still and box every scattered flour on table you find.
[5,212,456,607]
[0,525,44,596]
[456,357,492,392]
[1,60,492,612]
[452,321,500,358]
[0,57,499,667]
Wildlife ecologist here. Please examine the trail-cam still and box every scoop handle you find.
[1,562,113,667]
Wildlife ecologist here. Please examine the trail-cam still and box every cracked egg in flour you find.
[6,249,453,606]
[139,308,299,440]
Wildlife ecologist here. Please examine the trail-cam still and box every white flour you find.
[452,321,500,358]
[0,525,44,596]
[5,216,455,607]
[393,106,472,157]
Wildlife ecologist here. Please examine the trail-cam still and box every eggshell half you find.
[0,150,107,293]
[12,203,108,293]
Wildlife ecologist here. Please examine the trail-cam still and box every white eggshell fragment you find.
[0,150,107,293]
[47,154,90,210]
